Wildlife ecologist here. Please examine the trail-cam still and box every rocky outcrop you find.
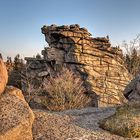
[0,86,34,140]
[25,24,131,106]
[124,75,140,102]
[0,59,8,95]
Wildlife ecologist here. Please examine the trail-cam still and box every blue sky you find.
[0,0,140,60]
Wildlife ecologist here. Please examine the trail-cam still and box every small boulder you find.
[0,86,34,140]
[124,75,140,101]
[0,59,8,95]
[38,71,49,77]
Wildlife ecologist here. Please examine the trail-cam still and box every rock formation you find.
[0,58,34,140]
[0,86,34,140]
[25,24,131,106]
[124,74,140,102]
[0,59,8,95]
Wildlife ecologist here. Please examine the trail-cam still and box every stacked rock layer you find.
[25,24,131,106]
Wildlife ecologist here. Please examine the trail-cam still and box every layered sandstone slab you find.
[40,24,131,106]
[25,24,131,107]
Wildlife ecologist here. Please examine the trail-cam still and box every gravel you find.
[33,107,137,140]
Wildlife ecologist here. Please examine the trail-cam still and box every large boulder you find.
[99,103,140,138]
[0,86,34,140]
[0,59,8,95]
[124,75,140,101]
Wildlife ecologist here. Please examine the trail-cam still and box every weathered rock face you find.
[0,59,8,95]
[0,86,34,140]
[25,24,131,106]
[124,75,140,102]
[41,24,131,106]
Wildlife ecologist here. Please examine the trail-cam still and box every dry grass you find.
[99,102,140,138]
[41,68,91,111]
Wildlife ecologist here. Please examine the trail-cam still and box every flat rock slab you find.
[33,107,135,140]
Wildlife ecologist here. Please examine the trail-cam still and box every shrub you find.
[41,68,91,111]
[99,103,140,138]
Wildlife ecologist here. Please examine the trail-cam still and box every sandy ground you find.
[33,107,137,140]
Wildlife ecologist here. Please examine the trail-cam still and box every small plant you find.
[41,68,91,111]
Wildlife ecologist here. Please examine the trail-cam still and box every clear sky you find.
[0,0,140,60]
